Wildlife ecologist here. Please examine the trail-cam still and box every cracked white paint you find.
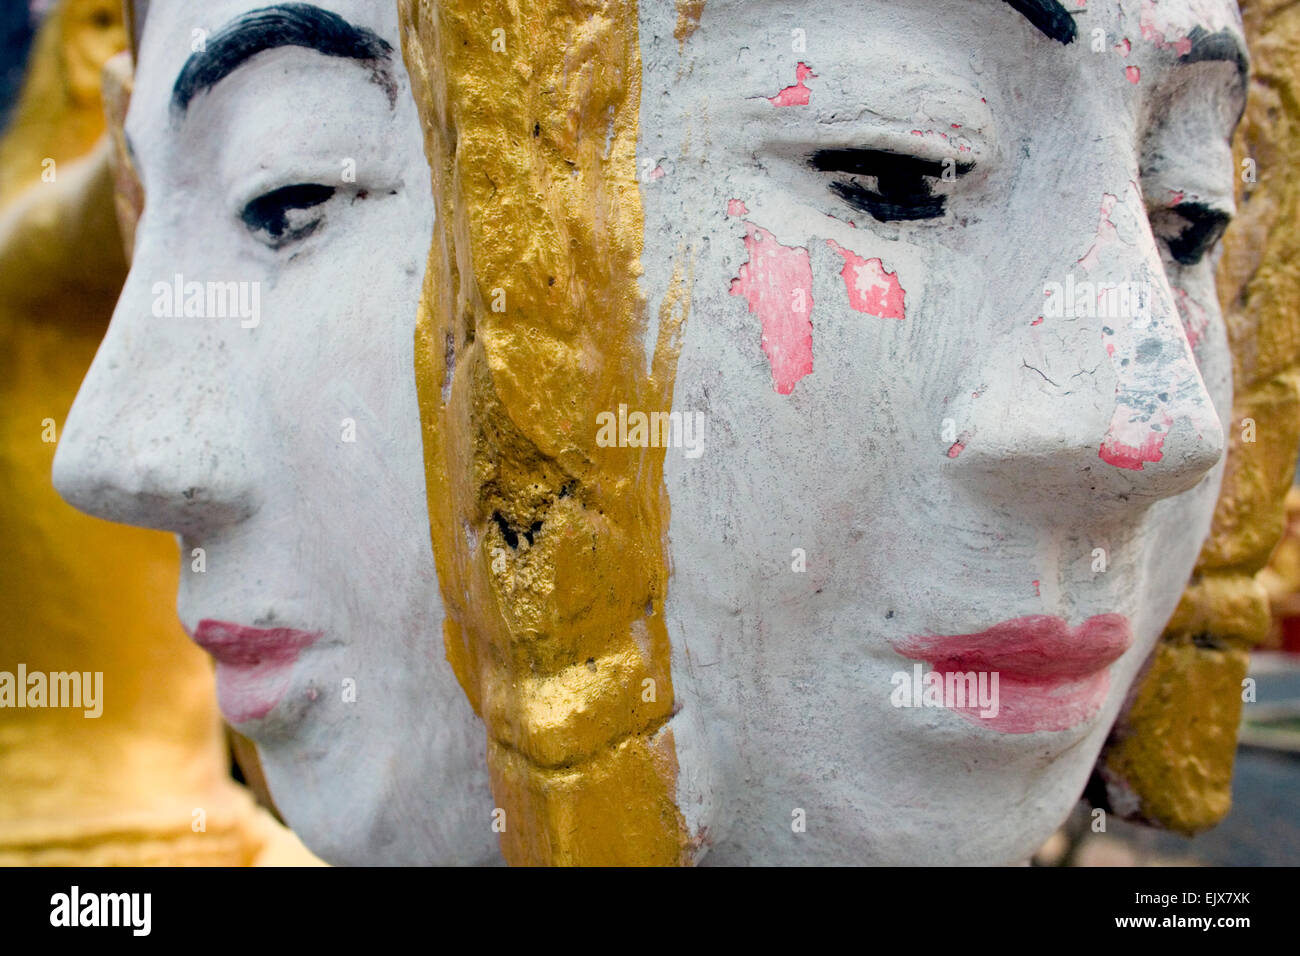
[640,0,1241,864]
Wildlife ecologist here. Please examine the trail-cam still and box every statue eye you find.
[1150,201,1232,266]
[809,148,975,222]
[240,183,336,249]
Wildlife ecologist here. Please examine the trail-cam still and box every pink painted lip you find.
[190,620,320,724]
[891,614,1133,734]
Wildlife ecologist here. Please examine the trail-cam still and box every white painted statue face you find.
[53,0,498,865]
[641,0,1245,863]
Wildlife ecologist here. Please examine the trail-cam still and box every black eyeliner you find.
[1166,202,1231,265]
[809,148,973,180]
[809,148,974,223]
[241,183,336,243]
[827,180,947,221]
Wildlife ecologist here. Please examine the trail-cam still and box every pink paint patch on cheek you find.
[767,61,817,107]
[826,239,906,320]
[1099,405,1173,471]
[730,220,814,395]
[1126,65,1141,83]
[727,198,749,217]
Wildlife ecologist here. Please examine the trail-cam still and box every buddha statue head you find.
[400,0,1260,864]
[52,0,498,865]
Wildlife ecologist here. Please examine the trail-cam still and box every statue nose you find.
[52,268,259,537]
[946,283,1225,516]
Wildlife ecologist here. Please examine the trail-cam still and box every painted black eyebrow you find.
[170,3,394,115]
[1001,0,1077,45]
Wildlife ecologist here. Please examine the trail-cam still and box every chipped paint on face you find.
[1139,0,1240,57]
[1173,286,1209,351]
[634,0,1242,865]
[1126,65,1141,83]
[1140,0,1195,55]
[767,62,816,107]
[826,239,906,320]
[1077,193,1120,271]
[1079,181,1215,475]
[909,127,974,153]
[1099,313,1176,473]
[674,0,705,48]
[1100,404,1174,470]
[729,218,814,395]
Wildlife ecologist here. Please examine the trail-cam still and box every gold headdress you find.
[401,0,691,865]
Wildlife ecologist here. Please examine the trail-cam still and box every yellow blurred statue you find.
[0,0,318,866]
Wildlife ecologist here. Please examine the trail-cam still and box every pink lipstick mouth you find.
[190,620,320,725]
[890,614,1133,734]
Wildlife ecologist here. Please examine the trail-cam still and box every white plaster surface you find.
[640,0,1242,864]
[53,0,499,866]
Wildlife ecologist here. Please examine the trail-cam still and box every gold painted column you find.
[401,0,691,865]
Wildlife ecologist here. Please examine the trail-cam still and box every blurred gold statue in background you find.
[0,0,317,865]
